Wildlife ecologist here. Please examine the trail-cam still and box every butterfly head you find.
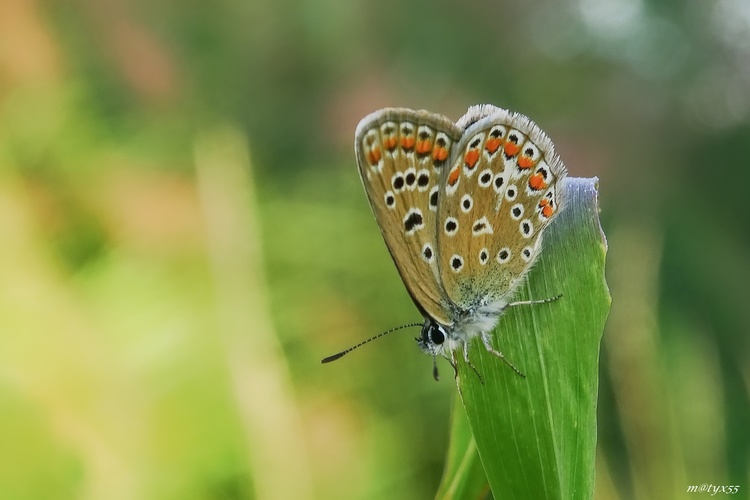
[416,318,451,357]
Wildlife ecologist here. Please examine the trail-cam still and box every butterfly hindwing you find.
[355,108,463,325]
[436,105,567,308]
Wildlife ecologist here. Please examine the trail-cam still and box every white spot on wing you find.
[521,246,534,262]
[497,247,511,264]
[384,190,396,210]
[416,169,430,192]
[404,167,417,191]
[429,186,439,211]
[505,184,518,201]
[510,203,524,220]
[478,169,493,188]
[493,173,506,193]
[460,194,473,213]
[391,172,405,193]
[472,216,493,236]
[422,242,434,263]
[444,217,459,236]
[403,208,424,236]
[449,254,464,273]
[479,248,489,265]
[520,219,534,238]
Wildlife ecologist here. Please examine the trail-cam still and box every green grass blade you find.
[436,396,490,500]
[448,177,610,499]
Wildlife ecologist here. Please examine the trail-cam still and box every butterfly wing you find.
[436,105,567,308]
[355,108,462,325]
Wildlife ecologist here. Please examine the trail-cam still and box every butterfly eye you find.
[429,324,446,345]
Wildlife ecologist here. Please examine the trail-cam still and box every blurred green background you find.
[0,0,748,498]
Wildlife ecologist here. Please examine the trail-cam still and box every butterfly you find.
[323,105,566,380]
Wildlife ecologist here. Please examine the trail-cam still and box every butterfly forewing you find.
[436,106,567,308]
[354,109,463,325]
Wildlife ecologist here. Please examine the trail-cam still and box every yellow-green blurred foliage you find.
[0,0,748,498]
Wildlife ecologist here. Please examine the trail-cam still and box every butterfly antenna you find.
[321,323,422,363]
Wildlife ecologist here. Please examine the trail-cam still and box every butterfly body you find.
[352,104,567,372]
[416,301,507,358]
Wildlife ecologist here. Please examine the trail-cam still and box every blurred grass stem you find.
[195,127,314,500]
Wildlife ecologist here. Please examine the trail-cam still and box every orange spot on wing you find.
[367,148,381,165]
[416,140,432,154]
[485,137,502,154]
[504,142,520,157]
[433,146,448,162]
[401,136,415,150]
[529,173,547,191]
[539,198,555,217]
[384,137,397,150]
[448,168,460,186]
[464,150,480,169]
[517,155,535,169]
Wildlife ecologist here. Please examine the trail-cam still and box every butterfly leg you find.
[481,333,526,378]
[448,351,459,379]
[462,341,484,384]
[432,356,440,381]
[507,293,563,307]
